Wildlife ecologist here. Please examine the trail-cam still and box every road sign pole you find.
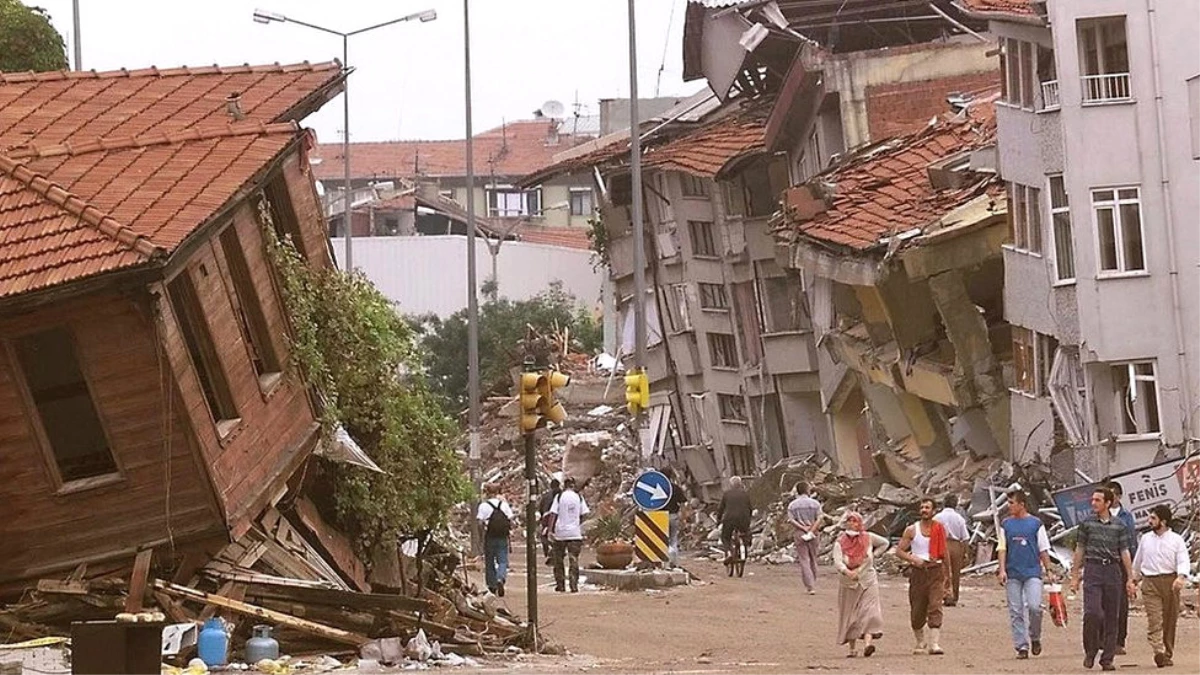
[523,428,538,643]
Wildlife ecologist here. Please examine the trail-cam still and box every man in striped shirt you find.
[1070,486,1137,671]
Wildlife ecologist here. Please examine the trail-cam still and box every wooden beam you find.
[36,579,90,595]
[152,590,194,624]
[124,549,154,613]
[152,580,368,647]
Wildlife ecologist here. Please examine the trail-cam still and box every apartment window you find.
[709,333,737,369]
[1012,327,1057,396]
[718,394,747,422]
[14,328,118,484]
[1112,361,1160,436]
[756,272,809,333]
[662,284,692,332]
[722,179,746,217]
[220,226,282,381]
[259,174,307,258]
[487,186,541,217]
[569,188,593,216]
[688,220,717,257]
[1009,183,1042,254]
[169,273,239,426]
[1048,176,1075,282]
[698,283,728,310]
[727,444,754,476]
[680,173,710,198]
[1078,17,1131,103]
[1092,187,1145,274]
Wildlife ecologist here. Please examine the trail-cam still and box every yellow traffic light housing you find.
[624,369,650,414]
[518,367,571,432]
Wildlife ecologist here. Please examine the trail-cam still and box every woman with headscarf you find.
[833,511,891,657]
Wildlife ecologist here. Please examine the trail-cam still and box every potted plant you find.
[589,508,634,569]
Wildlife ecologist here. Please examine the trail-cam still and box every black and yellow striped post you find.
[634,510,670,563]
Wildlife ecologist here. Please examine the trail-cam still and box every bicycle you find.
[724,529,748,577]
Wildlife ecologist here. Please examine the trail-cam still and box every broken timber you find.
[152,579,369,647]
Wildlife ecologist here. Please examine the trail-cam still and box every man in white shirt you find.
[1132,504,1191,668]
[935,495,971,606]
[548,476,590,593]
[475,482,515,597]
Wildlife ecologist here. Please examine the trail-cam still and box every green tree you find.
[264,229,469,558]
[411,282,603,413]
[0,1,68,73]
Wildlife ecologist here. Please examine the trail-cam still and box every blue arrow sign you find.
[632,469,673,511]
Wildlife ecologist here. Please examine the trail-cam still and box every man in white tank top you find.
[897,497,950,655]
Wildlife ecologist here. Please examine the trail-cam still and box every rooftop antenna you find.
[572,91,582,136]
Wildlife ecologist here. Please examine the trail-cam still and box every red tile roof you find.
[312,120,589,182]
[0,61,344,299]
[0,122,302,298]
[643,99,770,178]
[0,61,344,151]
[957,0,1037,17]
[779,101,1000,252]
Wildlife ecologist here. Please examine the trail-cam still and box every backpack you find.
[485,499,511,538]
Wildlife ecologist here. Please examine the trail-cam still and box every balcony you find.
[1082,73,1131,104]
[1040,80,1060,111]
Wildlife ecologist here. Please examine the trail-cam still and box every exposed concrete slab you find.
[582,568,691,591]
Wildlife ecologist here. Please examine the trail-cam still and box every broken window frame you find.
[754,266,809,334]
[718,394,748,422]
[680,173,710,198]
[1048,175,1075,283]
[10,326,122,491]
[727,443,755,476]
[1012,327,1057,397]
[1111,360,1161,438]
[697,282,729,311]
[661,283,693,333]
[688,220,718,257]
[1008,182,1043,255]
[1091,186,1146,275]
[168,271,241,433]
[568,188,593,217]
[708,333,738,369]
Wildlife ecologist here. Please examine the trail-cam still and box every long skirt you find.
[837,579,885,645]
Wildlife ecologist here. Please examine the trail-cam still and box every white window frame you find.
[1091,186,1146,277]
[662,283,692,333]
[1077,16,1132,105]
[1008,182,1042,255]
[1111,360,1161,439]
[1048,175,1075,284]
[486,185,542,218]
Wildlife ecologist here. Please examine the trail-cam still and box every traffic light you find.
[624,368,649,414]
[518,368,572,432]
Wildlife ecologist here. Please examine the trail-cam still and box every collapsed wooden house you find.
[0,62,350,588]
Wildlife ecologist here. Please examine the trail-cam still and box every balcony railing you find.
[1040,79,1060,110]
[1081,73,1131,104]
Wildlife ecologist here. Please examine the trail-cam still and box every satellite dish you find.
[540,100,566,118]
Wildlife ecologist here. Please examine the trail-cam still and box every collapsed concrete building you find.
[774,101,1011,483]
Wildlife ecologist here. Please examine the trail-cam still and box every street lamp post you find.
[253,8,437,272]
[627,0,647,413]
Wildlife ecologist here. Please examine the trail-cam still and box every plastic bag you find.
[1047,583,1069,627]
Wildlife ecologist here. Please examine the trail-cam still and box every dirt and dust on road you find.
[474,555,1199,674]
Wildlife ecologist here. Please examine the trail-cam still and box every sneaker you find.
[1084,653,1097,669]
[1031,641,1042,656]
[1017,649,1029,660]
[1154,653,1167,668]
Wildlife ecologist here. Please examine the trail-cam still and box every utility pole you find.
[464,0,483,557]
[71,0,82,70]
[523,427,538,638]
[627,0,648,423]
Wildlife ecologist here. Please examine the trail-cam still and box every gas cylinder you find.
[197,617,229,666]
[245,624,280,662]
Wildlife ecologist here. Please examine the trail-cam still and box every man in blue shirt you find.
[1104,480,1138,655]
[998,490,1052,659]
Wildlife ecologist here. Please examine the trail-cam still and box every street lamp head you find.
[252,8,285,24]
[415,9,438,22]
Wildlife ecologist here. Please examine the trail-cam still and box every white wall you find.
[331,236,604,318]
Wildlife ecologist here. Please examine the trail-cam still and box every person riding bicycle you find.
[717,476,753,560]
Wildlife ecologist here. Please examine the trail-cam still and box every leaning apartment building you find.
[962,0,1200,478]
[525,1,1005,497]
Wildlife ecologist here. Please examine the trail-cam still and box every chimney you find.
[225,92,246,121]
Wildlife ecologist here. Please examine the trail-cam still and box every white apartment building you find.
[963,0,1199,476]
